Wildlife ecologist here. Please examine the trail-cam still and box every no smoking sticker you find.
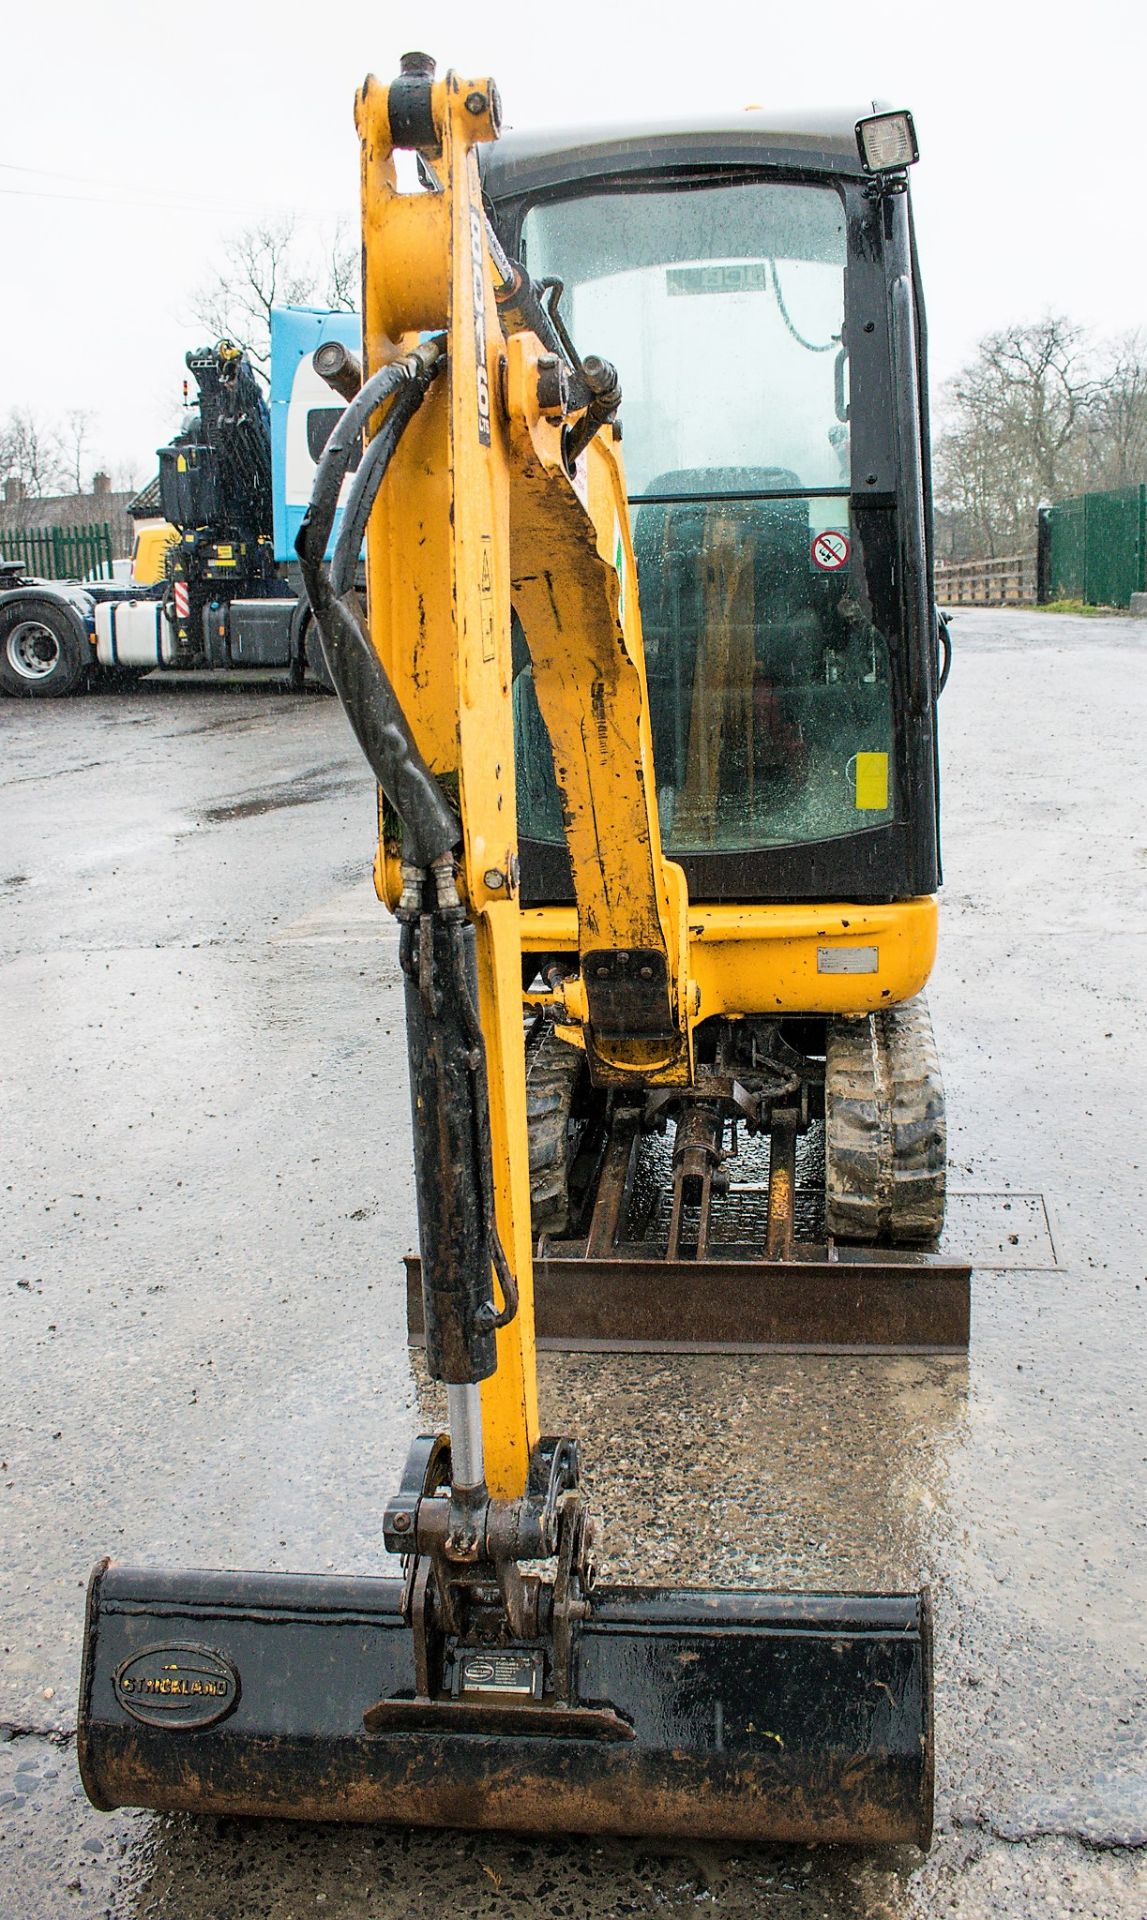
[811,529,850,572]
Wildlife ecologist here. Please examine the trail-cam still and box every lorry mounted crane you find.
[78,55,959,1847]
[0,325,360,695]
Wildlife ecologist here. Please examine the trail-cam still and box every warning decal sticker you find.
[811,529,850,572]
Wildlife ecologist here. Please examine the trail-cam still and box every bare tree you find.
[935,317,1097,558]
[0,407,67,505]
[322,220,359,313]
[190,218,316,376]
[191,215,359,382]
[1087,329,1147,490]
[63,408,95,493]
[934,417,1009,558]
[110,457,143,495]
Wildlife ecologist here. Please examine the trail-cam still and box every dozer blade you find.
[80,1561,931,1846]
[406,1251,971,1354]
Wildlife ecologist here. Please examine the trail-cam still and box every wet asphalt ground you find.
[1,606,1145,1918]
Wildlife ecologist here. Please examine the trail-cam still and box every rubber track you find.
[525,1017,584,1237]
[824,994,946,1245]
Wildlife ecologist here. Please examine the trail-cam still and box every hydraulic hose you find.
[300,359,408,578]
[295,343,456,869]
[484,225,619,453]
[330,384,421,600]
[300,339,517,1338]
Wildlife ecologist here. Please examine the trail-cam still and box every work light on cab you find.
[856,110,919,173]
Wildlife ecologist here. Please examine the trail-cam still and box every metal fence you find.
[934,552,1037,606]
[0,521,115,581]
[1038,485,1147,607]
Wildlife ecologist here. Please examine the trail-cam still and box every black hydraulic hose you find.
[304,591,457,869]
[301,341,522,1336]
[485,222,570,367]
[302,338,519,1337]
[303,346,443,579]
[301,361,406,566]
[330,381,422,599]
[295,344,456,869]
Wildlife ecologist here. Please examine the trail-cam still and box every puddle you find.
[5,759,104,787]
[197,767,360,824]
[168,714,267,738]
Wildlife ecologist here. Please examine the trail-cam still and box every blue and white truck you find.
[0,307,359,698]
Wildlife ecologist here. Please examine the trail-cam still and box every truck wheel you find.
[0,601,88,698]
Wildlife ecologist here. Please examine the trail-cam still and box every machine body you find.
[79,60,950,1849]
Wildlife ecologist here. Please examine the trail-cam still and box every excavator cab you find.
[463,113,966,1352]
[485,113,939,909]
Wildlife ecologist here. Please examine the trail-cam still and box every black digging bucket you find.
[79,1561,932,1845]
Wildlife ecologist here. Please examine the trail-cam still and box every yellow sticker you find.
[855,751,889,810]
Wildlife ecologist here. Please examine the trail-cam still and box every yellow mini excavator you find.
[79,56,962,1847]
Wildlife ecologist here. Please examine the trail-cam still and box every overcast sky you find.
[3,0,1143,487]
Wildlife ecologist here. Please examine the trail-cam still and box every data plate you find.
[453,1649,544,1699]
[817,945,879,973]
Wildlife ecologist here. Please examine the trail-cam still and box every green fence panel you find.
[1,521,114,581]
[1048,494,1086,600]
[1085,487,1143,607]
[1044,485,1146,607]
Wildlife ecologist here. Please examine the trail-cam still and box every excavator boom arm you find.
[351,62,695,1492]
[356,74,690,1090]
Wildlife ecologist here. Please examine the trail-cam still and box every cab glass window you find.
[522,181,848,494]
[515,182,895,857]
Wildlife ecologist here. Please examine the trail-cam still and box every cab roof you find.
[481,106,878,204]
